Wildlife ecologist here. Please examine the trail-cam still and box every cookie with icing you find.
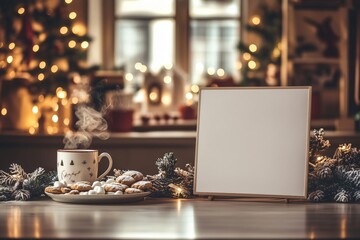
[104,183,128,192]
[122,170,144,181]
[116,175,136,186]
[45,186,62,194]
[131,180,152,190]
[125,188,143,194]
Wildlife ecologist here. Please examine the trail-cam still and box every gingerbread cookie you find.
[104,183,128,192]
[122,170,144,181]
[131,180,152,190]
[125,188,143,194]
[116,175,136,186]
[45,186,62,194]
[70,182,92,192]
[65,190,80,195]
[61,187,71,194]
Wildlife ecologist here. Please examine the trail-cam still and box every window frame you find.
[102,0,244,80]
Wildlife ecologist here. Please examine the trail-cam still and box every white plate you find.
[45,192,151,204]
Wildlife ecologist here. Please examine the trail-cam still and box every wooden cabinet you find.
[281,0,352,130]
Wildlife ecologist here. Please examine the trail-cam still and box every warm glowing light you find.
[56,87,67,99]
[6,56,13,64]
[1,108,7,116]
[32,44,39,52]
[72,24,87,36]
[18,7,25,15]
[0,42,3,48]
[73,74,81,84]
[216,68,225,77]
[38,73,45,81]
[164,63,173,70]
[140,65,147,73]
[71,97,79,104]
[69,12,77,19]
[32,106,39,114]
[8,42,15,50]
[65,0,73,4]
[47,126,54,134]
[185,92,193,100]
[60,26,68,34]
[68,40,76,48]
[51,65,58,73]
[53,103,59,111]
[63,118,70,126]
[248,60,257,69]
[236,61,242,70]
[251,16,261,25]
[207,67,215,75]
[249,44,257,52]
[29,127,36,135]
[81,41,89,49]
[163,76,172,84]
[9,71,15,78]
[39,61,46,69]
[38,95,44,102]
[134,62,142,70]
[161,95,171,105]
[125,73,133,81]
[61,99,68,106]
[272,48,281,58]
[243,52,251,61]
[149,92,158,101]
[52,114,59,123]
[191,84,200,93]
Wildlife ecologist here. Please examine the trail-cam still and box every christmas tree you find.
[0,0,92,92]
[0,0,95,133]
[237,2,282,86]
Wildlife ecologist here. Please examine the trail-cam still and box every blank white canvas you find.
[194,87,311,198]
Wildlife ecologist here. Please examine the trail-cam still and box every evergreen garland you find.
[0,163,57,201]
[308,129,360,202]
[148,152,194,198]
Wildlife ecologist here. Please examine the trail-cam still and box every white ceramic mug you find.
[57,149,113,184]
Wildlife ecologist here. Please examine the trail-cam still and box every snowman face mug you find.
[57,149,113,184]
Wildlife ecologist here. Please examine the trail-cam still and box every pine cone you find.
[0,186,13,201]
[353,191,360,202]
[308,190,325,202]
[334,189,351,203]
[12,189,31,201]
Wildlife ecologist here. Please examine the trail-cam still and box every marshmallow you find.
[54,181,66,188]
[79,192,88,195]
[106,192,115,195]
[100,181,106,186]
[94,186,105,195]
[114,191,123,195]
[88,190,97,195]
[106,179,116,184]
[92,181,101,188]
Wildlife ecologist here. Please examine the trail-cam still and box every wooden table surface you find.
[1,197,360,239]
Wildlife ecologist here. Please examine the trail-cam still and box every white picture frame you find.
[194,87,311,199]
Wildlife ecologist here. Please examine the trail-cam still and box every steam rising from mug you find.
[63,105,109,149]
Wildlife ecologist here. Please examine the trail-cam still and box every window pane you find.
[115,0,175,17]
[190,0,240,18]
[190,20,239,84]
[115,19,174,73]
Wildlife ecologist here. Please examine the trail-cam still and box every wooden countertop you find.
[1,198,360,239]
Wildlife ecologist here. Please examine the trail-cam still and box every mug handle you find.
[97,152,113,180]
